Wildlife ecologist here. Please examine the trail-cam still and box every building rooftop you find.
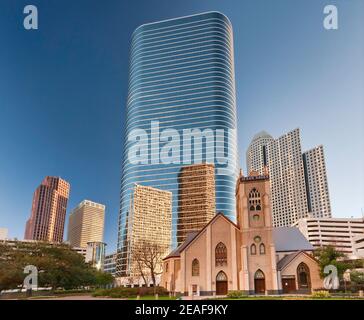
[273,227,314,252]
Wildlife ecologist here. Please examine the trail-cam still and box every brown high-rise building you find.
[24,176,70,243]
[177,164,216,245]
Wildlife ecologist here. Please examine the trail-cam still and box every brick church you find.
[161,171,322,296]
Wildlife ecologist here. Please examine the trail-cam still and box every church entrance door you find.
[216,271,228,295]
[254,270,266,294]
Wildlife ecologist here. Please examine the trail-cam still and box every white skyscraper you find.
[302,146,331,218]
[246,128,331,227]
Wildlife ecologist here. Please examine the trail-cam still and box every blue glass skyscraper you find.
[117,12,238,276]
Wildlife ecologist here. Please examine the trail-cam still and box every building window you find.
[259,243,266,254]
[253,214,260,221]
[215,242,227,266]
[165,262,168,273]
[254,236,261,243]
[251,244,257,255]
[249,188,262,211]
[192,259,199,276]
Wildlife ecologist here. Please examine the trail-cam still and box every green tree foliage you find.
[313,245,350,279]
[0,241,113,292]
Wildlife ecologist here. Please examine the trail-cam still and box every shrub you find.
[227,291,246,299]
[92,286,168,298]
[312,290,331,299]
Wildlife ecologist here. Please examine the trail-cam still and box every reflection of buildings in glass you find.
[116,11,238,276]
[177,164,216,245]
[85,241,106,271]
[122,184,172,277]
[104,253,117,276]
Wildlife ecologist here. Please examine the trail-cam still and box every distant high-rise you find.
[67,200,105,248]
[24,176,70,243]
[121,184,172,277]
[0,228,8,240]
[117,12,238,276]
[302,146,331,218]
[177,164,216,245]
[246,129,331,227]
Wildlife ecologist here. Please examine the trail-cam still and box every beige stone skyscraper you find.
[67,200,105,248]
[246,129,332,227]
[177,164,216,245]
[24,176,70,243]
[122,184,172,277]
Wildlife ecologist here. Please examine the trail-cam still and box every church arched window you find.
[215,242,227,266]
[250,244,257,255]
[192,259,199,276]
[259,243,266,255]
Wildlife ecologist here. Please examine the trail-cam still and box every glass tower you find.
[117,12,238,276]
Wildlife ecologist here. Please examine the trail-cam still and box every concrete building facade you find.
[294,217,364,259]
[67,200,105,248]
[119,184,172,277]
[246,129,331,227]
[24,176,70,243]
[0,228,8,240]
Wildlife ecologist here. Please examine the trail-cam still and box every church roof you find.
[273,227,314,252]
[163,217,313,260]
[164,231,199,259]
[277,251,317,271]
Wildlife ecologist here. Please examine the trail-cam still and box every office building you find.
[67,200,105,248]
[121,184,172,277]
[246,129,331,227]
[0,228,8,240]
[294,217,364,258]
[117,12,238,276]
[177,164,216,245]
[24,176,70,243]
[104,253,117,276]
[302,146,331,218]
[85,241,106,271]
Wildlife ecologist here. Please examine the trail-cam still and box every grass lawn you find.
[129,295,177,300]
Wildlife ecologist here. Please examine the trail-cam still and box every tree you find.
[349,271,364,285]
[133,241,164,293]
[0,241,111,292]
[313,246,350,279]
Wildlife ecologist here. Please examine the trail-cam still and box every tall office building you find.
[177,164,216,245]
[246,129,331,227]
[302,146,331,218]
[121,184,172,277]
[117,12,238,275]
[67,200,105,248]
[0,228,8,240]
[24,176,70,243]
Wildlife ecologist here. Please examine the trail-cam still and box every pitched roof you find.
[164,231,199,260]
[277,251,317,271]
[163,213,238,260]
[273,227,314,252]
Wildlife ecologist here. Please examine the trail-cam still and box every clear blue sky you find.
[0,0,363,253]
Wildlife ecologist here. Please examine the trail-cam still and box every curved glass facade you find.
[117,12,238,276]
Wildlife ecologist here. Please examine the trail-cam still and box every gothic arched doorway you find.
[254,269,266,294]
[216,271,228,295]
[297,263,311,292]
